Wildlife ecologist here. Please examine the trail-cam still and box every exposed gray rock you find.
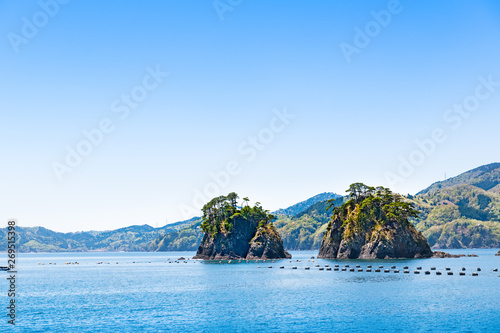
[193,217,290,260]
[318,218,433,259]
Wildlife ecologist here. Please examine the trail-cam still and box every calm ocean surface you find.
[3,249,500,332]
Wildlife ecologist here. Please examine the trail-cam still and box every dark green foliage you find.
[200,193,275,236]
[330,184,419,229]
[472,179,500,191]
[457,198,491,221]
[477,194,492,210]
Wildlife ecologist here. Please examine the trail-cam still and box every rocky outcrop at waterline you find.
[193,193,291,260]
[496,249,500,256]
[318,184,433,259]
[431,251,465,258]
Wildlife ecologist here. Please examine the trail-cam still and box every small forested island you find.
[318,183,433,259]
[193,193,291,260]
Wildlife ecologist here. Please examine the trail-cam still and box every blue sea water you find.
[2,249,500,332]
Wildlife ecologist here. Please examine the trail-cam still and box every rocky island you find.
[193,193,291,260]
[318,183,433,259]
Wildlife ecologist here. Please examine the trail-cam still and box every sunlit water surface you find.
[3,249,500,332]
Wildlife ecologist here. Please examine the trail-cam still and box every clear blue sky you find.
[1,0,500,232]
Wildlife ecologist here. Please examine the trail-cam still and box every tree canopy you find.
[328,183,420,232]
[200,192,276,236]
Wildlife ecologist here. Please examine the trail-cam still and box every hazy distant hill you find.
[273,192,341,216]
[0,217,198,252]
[412,163,500,249]
[149,219,203,252]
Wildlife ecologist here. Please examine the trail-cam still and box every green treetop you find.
[200,192,276,236]
[327,183,420,234]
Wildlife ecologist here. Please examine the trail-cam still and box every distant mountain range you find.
[273,192,341,216]
[6,163,500,252]
[0,217,198,252]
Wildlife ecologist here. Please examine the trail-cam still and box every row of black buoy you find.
[258,263,500,276]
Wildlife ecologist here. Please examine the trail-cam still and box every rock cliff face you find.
[318,215,433,259]
[194,217,290,260]
[318,183,433,259]
[193,193,291,260]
